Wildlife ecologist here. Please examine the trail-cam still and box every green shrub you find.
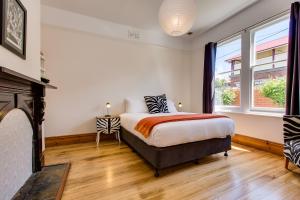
[221,89,236,105]
[260,78,286,106]
[215,78,226,88]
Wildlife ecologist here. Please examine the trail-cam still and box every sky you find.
[215,17,289,74]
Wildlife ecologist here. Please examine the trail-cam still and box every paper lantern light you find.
[159,0,197,36]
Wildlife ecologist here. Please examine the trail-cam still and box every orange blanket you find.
[135,114,228,138]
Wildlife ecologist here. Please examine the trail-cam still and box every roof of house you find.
[225,36,288,62]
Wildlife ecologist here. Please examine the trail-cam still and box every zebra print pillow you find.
[144,94,169,114]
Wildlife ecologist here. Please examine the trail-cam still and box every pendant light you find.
[159,0,197,37]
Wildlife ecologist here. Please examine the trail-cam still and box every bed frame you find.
[120,127,231,177]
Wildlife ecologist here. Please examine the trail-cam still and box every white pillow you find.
[125,98,148,113]
[167,99,178,113]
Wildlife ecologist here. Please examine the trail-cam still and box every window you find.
[215,37,241,110]
[251,17,289,112]
[214,14,289,115]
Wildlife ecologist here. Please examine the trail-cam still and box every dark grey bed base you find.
[120,127,231,177]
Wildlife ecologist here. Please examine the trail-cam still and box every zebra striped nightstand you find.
[96,115,121,147]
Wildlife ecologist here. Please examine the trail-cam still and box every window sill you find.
[215,110,284,118]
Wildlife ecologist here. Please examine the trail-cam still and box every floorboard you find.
[45,141,300,200]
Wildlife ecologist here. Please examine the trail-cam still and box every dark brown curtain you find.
[203,42,217,113]
[286,2,300,115]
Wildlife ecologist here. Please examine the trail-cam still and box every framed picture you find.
[0,0,27,59]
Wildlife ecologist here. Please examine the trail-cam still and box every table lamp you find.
[178,102,183,112]
[105,102,111,117]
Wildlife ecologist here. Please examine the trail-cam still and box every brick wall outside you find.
[233,90,240,106]
[253,89,280,108]
[230,89,283,108]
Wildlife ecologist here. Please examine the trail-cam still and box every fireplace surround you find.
[0,66,56,172]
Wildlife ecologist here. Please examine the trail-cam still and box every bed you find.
[120,112,235,177]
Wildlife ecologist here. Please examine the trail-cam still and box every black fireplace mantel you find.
[0,66,57,172]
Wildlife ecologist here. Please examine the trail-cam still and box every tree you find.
[221,89,236,105]
[215,78,226,88]
[260,78,286,107]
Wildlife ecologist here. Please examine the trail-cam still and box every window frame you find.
[249,15,289,114]
[214,14,289,115]
[214,35,242,113]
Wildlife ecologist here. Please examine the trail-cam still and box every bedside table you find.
[96,115,121,147]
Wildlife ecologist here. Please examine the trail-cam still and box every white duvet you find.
[120,112,235,147]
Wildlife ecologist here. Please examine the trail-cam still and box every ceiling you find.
[41,0,259,35]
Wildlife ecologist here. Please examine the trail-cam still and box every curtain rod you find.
[216,9,290,44]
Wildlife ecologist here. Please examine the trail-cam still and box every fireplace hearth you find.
[0,67,57,199]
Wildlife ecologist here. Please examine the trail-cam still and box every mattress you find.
[120,112,235,147]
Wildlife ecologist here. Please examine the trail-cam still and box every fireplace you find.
[0,67,56,199]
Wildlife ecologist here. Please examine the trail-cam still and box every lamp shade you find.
[159,0,197,37]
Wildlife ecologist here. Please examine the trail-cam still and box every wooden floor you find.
[45,141,300,200]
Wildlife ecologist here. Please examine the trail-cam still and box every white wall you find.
[43,0,292,143]
[191,0,294,143]
[0,0,41,80]
[41,5,191,51]
[42,25,192,137]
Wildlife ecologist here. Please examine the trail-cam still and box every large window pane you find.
[251,17,289,110]
[215,37,241,108]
